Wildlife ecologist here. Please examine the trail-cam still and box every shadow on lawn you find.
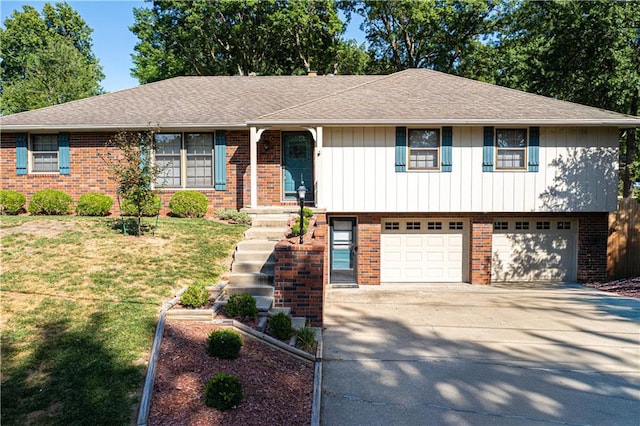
[1,310,155,425]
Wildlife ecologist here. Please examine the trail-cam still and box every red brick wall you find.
[273,239,325,327]
[469,217,493,285]
[577,213,608,282]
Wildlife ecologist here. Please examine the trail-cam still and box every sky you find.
[1,0,366,93]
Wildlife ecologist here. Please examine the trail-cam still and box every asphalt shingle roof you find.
[1,69,638,131]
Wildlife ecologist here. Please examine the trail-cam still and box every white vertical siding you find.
[321,126,618,213]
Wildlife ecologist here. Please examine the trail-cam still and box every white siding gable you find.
[320,126,618,213]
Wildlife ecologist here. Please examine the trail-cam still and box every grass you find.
[0,215,248,425]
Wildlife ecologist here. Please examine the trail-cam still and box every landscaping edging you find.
[136,286,323,426]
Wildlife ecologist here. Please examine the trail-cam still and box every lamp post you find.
[297,180,307,244]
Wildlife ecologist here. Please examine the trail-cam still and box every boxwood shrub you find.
[27,189,73,215]
[180,281,209,308]
[207,329,243,359]
[224,293,258,321]
[76,193,113,216]
[0,190,26,215]
[169,190,208,218]
[120,194,161,217]
[204,372,243,410]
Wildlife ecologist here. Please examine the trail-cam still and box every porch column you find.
[314,127,323,208]
[249,127,258,208]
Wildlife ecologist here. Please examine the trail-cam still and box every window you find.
[406,221,421,230]
[427,221,442,230]
[408,129,440,170]
[449,222,463,230]
[494,221,508,230]
[496,129,527,169]
[515,221,529,230]
[557,221,571,230]
[536,221,550,230]
[31,135,58,172]
[384,221,399,230]
[154,133,214,188]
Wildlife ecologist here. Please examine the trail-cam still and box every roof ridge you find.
[253,72,400,121]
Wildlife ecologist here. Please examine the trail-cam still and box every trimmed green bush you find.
[27,189,73,215]
[76,193,113,216]
[0,190,26,215]
[224,293,258,321]
[269,312,293,340]
[295,326,317,353]
[120,194,161,217]
[204,372,243,410]
[169,191,208,218]
[290,216,310,237]
[214,208,252,225]
[207,329,243,359]
[303,207,314,218]
[180,281,209,308]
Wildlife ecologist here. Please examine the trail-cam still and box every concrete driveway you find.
[321,283,640,425]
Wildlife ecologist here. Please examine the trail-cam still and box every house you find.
[2,69,638,286]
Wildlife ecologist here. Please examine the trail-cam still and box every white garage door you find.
[492,219,577,282]
[381,219,468,282]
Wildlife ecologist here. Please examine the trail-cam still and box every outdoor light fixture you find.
[297,180,307,244]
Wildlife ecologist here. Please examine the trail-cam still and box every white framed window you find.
[31,134,58,172]
[557,221,571,230]
[406,221,421,230]
[494,221,508,230]
[496,129,527,169]
[515,221,530,230]
[449,221,463,230]
[536,221,550,230]
[427,221,442,230]
[384,221,400,230]
[154,132,214,188]
[408,129,440,170]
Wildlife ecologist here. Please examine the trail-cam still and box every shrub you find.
[76,193,113,216]
[169,191,208,218]
[0,190,26,215]
[224,293,258,320]
[27,189,73,215]
[290,216,310,237]
[204,372,243,410]
[180,281,209,308]
[207,329,243,359]
[214,208,252,225]
[295,326,317,353]
[269,312,293,340]
[120,194,160,217]
[303,207,314,218]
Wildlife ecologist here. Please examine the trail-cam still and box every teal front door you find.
[282,133,313,201]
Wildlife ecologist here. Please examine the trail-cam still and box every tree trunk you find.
[622,90,638,197]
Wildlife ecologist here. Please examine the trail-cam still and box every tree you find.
[130,0,346,82]
[0,3,103,114]
[343,0,498,74]
[102,131,163,236]
[493,0,640,197]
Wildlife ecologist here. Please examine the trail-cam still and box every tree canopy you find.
[0,3,104,115]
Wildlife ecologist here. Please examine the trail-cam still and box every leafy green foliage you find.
[302,207,314,218]
[0,190,26,215]
[27,190,73,215]
[207,329,243,359]
[180,281,209,308]
[295,326,317,353]
[130,0,345,82]
[224,294,258,321]
[75,193,113,216]
[169,191,208,218]
[204,372,243,410]
[102,131,163,235]
[268,312,293,340]
[0,3,103,114]
[290,216,311,237]
[214,208,252,225]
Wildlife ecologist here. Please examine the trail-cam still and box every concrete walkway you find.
[321,283,640,425]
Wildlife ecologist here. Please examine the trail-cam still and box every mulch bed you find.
[582,277,640,299]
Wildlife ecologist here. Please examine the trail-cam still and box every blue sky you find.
[1,1,365,93]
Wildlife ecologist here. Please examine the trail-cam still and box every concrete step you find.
[236,239,277,252]
[220,294,274,311]
[224,278,274,293]
[233,250,275,263]
[268,306,292,317]
[227,272,273,285]
[291,317,307,330]
[244,227,286,241]
[251,214,292,228]
[231,260,275,274]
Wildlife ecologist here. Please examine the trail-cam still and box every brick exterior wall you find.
[469,217,493,285]
[577,213,609,282]
[273,235,326,327]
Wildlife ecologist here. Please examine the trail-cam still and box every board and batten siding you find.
[320,127,618,213]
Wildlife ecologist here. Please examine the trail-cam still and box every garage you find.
[380,218,469,282]
[492,219,577,282]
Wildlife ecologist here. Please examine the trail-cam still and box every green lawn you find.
[0,216,247,425]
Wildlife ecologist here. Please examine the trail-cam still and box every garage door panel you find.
[492,221,576,282]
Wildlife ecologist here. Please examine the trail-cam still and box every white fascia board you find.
[248,118,640,127]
